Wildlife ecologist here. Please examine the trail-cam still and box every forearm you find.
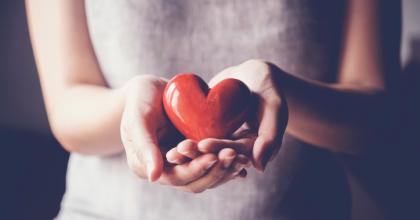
[26,0,127,155]
[49,84,127,155]
[274,68,393,154]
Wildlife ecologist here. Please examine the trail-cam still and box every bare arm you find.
[26,0,125,155]
[205,0,401,158]
[26,0,250,192]
[276,0,401,153]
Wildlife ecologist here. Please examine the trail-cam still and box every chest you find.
[85,0,346,87]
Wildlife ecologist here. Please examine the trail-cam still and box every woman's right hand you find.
[120,75,250,193]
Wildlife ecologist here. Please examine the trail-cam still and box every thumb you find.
[253,135,275,172]
[137,140,164,182]
[253,100,287,171]
[134,118,164,182]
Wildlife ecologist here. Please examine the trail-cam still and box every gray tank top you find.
[58,1,350,219]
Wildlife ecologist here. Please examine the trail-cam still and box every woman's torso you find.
[58,1,350,219]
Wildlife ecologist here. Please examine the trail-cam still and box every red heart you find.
[163,73,251,141]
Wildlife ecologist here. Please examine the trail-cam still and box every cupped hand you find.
[167,60,288,171]
[209,60,289,171]
[166,139,251,190]
[120,75,251,193]
[166,124,255,166]
[166,124,254,185]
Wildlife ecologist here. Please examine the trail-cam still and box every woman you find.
[26,0,401,219]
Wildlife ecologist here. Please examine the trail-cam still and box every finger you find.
[159,153,218,186]
[178,148,237,193]
[253,101,285,172]
[121,76,170,182]
[177,139,201,159]
[166,147,188,165]
[209,154,251,189]
[198,138,253,155]
[166,139,201,164]
[121,109,164,182]
[135,121,165,182]
[123,130,164,182]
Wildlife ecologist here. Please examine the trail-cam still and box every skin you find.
[167,61,288,171]
[26,0,400,193]
[169,0,401,165]
[25,0,250,192]
[120,75,250,191]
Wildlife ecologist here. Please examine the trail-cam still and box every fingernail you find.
[223,155,236,168]
[166,157,175,163]
[239,169,248,178]
[205,160,218,170]
[167,157,181,164]
[178,148,189,154]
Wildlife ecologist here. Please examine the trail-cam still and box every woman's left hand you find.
[167,60,288,172]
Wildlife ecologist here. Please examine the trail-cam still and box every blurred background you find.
[0,0,419,219]
[0,1,68,219]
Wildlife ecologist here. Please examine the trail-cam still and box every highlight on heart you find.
[163,73,251,141]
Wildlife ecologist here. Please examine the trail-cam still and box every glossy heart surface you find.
[163,73,251,141]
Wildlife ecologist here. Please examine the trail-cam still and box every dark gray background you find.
[0,0,419,219]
